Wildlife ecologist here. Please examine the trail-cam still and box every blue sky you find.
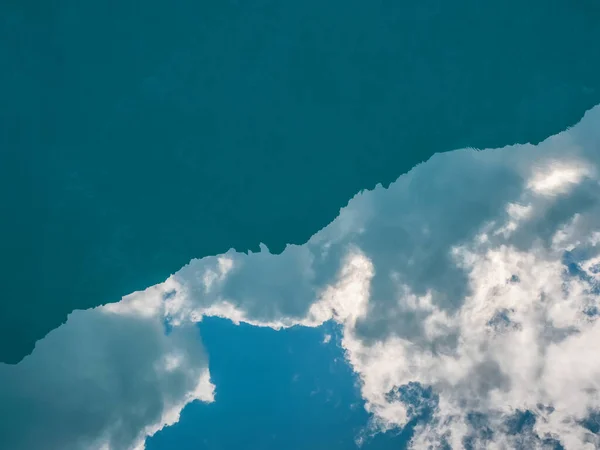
[146,319,413,450]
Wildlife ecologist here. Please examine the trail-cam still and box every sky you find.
[2,104,600,449]
[145,318,416,450]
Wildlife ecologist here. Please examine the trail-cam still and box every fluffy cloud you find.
[159,106,600,448]
[3,105,600,449]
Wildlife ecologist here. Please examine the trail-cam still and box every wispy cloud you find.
[0,280,214,450]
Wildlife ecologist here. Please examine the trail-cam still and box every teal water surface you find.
[2,0,600,362]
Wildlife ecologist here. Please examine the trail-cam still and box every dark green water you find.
[2,0,600,363]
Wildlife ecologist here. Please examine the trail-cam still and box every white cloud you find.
[161,105,600,449]
[3,105,600,449]
[527,159,594,196]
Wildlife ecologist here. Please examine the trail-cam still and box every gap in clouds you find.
[145,318,417,450]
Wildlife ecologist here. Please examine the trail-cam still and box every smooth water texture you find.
[2,0,600,362]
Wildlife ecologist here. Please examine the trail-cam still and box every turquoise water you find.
[2,0,600,364]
